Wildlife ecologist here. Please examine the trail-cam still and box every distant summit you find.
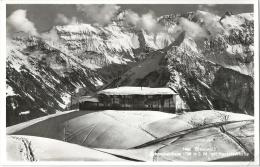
[7,10,254,125]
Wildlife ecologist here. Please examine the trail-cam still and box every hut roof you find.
[98,87,177,96]
[79,96,99,103]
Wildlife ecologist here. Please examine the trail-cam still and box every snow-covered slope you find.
[6,34,103,126]
[6,10,254,126]
[7,135,127,161]
[55,22,173,67]
[56,23,138,65]
[6,9,180,126]
[158,10,254,76]
[7,110,254,161]
[111,11,254,115]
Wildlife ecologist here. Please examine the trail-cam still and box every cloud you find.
[195,11,226,37]
[198,4,220,15]
[125,10,164,33]
[7,9,38,37]
[76,4,120,25]
[41,27,60,42]
[178,17,209,39]
[55,13,77,25]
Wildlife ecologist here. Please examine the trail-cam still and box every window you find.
[113,96,120,104]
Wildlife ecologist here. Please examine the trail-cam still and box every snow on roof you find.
[98,87,177,96]
[79,96,99,103]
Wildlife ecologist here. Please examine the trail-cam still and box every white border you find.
[253,0,259,165]
[0,0,7,165]
[1,0,259,166]
[3,0,258,4]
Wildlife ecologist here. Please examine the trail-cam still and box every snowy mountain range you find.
[6,10,254,126]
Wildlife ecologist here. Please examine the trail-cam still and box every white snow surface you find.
[142,30,173,49]
[98,86,177,95]
[6,84,16,96]
[178,110,254,125]
[79,96,99,103]
[56,23,140,62]
[102,110,176,129]
[221,13,253,31]
[118,51,165,85]
[7,135,126,161]
[59,93,71,109]
[7,110,77,134]
[6,110,253,161]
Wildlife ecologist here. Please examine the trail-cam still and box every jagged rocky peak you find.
[158,11,196,26]
[109,10,254,115]
[224,11,233,16]
[6,9,255,126]
[54,16,175,63]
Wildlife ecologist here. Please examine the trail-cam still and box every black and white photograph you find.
[3,0,259,164]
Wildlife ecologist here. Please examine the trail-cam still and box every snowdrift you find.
[7,110,254,161]
[145,110,253,137]
[7,135,127,161]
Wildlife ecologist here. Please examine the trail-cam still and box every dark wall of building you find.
[79,94,177,113]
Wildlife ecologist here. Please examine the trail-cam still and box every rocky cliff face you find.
[166,11,254,115]
[6,34,103,126]
[6,12,172,126]
[113,11,254,115]
[6,10,254,126]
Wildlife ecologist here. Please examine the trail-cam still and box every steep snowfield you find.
[158,10,254,76]
[56,22,173,66]
[57,23,138,63]
[112,11,254,115]
[116,51,166,86]
[6,10,254,126]
[221,13,253,30]
[206,12,253,76]
[6,35,102,126]
[142,30,173,49]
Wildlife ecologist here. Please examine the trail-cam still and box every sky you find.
[6,4,254,33]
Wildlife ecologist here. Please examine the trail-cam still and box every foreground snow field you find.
[7,110,254,161]
[7,135,129,161]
